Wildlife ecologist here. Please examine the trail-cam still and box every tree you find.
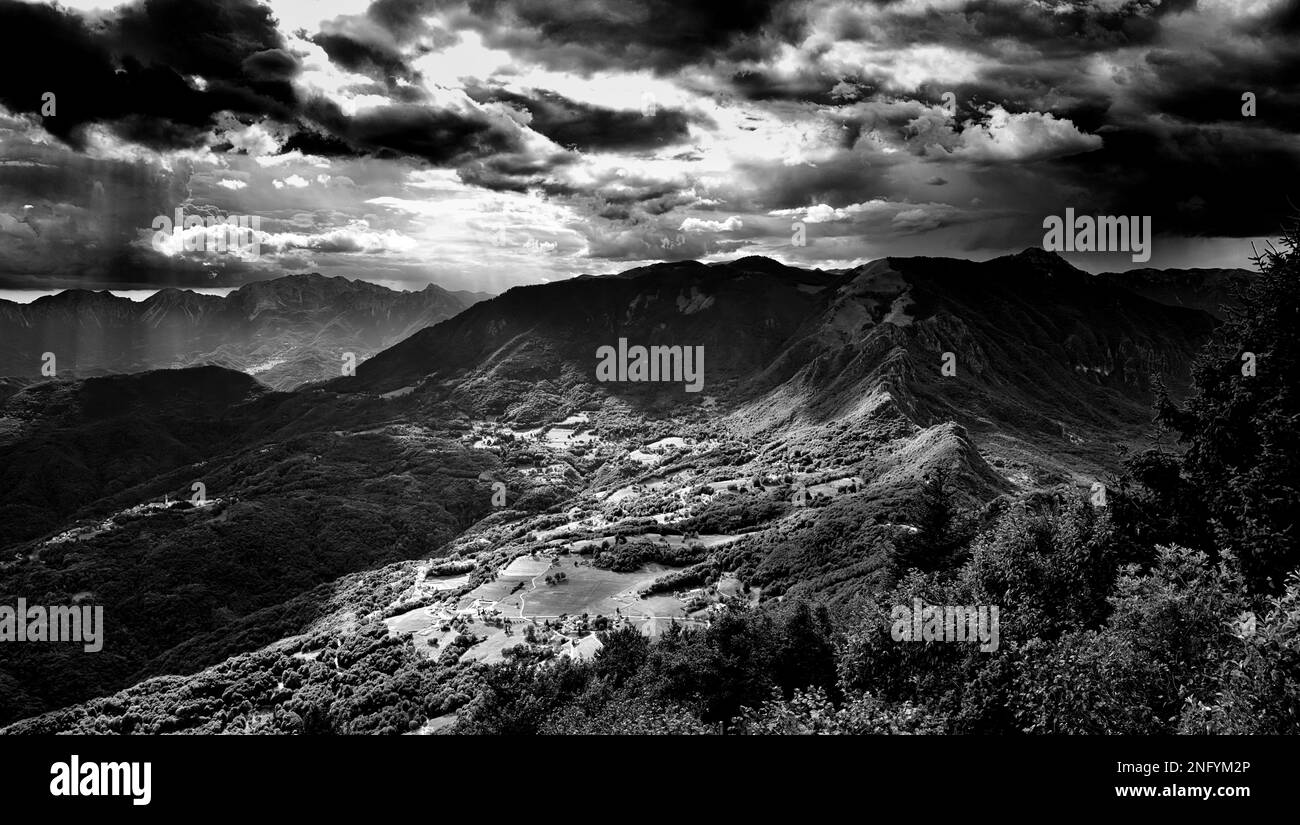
[1133,221,1300,594]
[889,467,974,574]
[593,625,650,687]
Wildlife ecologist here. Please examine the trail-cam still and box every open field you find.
[500,555,552,577]
[484,557,686,618]
[422,573,471,591]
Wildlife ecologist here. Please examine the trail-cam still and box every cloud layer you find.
[1,0,1297,291]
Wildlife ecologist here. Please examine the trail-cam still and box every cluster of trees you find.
[5,622,480,735]
[639,562,717,597]
[427,559,476,576]
[450,486,1298,735]
[592,540,708,572]
[453,600,838,734]
[676,492,785,535]
[1110,228,1300,595]
[718,495,897,604]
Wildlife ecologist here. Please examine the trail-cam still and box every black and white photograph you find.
[0,0,1295,808]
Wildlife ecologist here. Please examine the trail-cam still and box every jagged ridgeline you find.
[342,250,1220,476]
[0,273,490,391]
[0,250,1254,732]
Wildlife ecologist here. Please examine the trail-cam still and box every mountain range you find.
[343,250,1236,480]
[0,274,491,391]
[0,249,1255,731]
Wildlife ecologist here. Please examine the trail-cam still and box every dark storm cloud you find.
[936,3,1300,133]
[0,0,296,151]
[278,125,367,158]
[954,0,1194,54]
[466,87,694,150]
[831,0,1198,59]
[458,151,577,192]
[1017,4,1300,238]
[4,0,1299,288]
[302,97,526,165]
[112,0,289,81]
[312,31,419,82]
[335,0,453,45]
[0,0,528,169]
[0,244,265,291]
[367,0,441,31]
[1264,0,1300,32]
[0,145,224,290]
[709,1,1198,105]
[1131,44,1300,133]
[1055,124,1300,238]
[310,0,458,84]
[788,0,1300,241]
[727,70,847,104]
[242,48,303,82]
[741,155,887,213]
[460,0,800,73]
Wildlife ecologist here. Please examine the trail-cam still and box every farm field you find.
[483,557,686,619]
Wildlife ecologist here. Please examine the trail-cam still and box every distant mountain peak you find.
[1,273,488,390]
[716,255,799,274]
[236,272,357,294]
[34,288,125,306]
[1007,246,1078,271]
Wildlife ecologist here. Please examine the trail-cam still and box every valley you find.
[0,249,1266,734]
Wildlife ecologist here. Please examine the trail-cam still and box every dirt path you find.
[512,564,554,618]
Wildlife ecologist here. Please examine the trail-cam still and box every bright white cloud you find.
[770,200,896,223]
[678,216,744,233]
[951,106,1103,162]
[273,174,311,189]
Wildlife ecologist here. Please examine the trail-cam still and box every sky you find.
[0,0,1297,294]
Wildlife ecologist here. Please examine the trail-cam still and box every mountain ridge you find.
[0,248,1252,730]
[0,273,492,390]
